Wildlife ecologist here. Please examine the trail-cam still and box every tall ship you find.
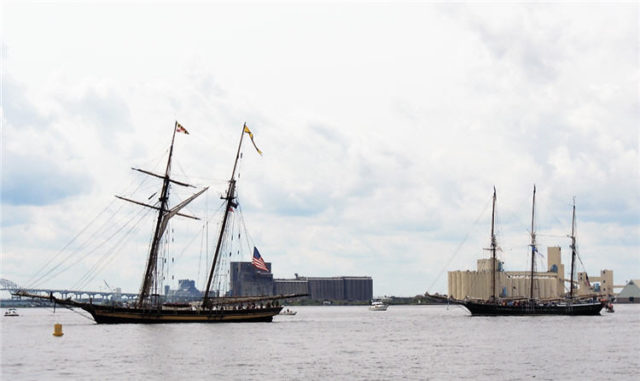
[17,122,305,323]
[429,186,604,316]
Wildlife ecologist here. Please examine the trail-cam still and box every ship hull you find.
[462,301,604,316]
[14,291,306,324]
[424,293,604,316]
[81,304,283,324]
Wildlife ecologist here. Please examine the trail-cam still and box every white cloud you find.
[1,2,638,296]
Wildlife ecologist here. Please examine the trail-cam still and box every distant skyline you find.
[1,1,638,297]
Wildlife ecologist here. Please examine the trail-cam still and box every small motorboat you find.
[369,301,388,311]
[4,308,19,317]
[280,308,297,316]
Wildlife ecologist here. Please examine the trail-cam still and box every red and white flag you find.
[176,122,189,134]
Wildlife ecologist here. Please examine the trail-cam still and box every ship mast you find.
[137,124,177,307]
[529,185,537,301]
[569,198,577,299]
[202,126,246,307]
[117,122,207,308]
[489,187,498,301]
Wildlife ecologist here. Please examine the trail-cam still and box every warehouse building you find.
[229,262,373,302]
[229,261,274,297]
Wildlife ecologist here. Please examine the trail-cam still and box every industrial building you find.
[290,276,373,302]
[448,246,615,300]
[577,269,614,296]
[229,261,274,297]
[163,279,202,301]
[273,278,308,296]
[229,262,373,302]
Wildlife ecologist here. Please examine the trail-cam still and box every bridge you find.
[0,278,138,302]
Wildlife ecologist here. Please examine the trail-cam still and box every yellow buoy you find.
[53,323,64,337]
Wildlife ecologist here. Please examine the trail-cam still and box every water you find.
[2,304,639,380]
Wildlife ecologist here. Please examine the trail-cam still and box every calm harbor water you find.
[2,304,639,380]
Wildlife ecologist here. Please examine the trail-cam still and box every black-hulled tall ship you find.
[429,186,604,316]
[17,122,305,323]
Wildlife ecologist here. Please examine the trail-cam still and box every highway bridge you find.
[0,278,138,302]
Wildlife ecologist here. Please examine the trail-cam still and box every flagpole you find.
[230,123,247,180]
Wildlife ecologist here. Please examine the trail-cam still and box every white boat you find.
[369,301,388,311]
[280,308,297,316]
[4,308,19,317]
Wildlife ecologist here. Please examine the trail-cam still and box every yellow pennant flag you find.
[243,123,262,155]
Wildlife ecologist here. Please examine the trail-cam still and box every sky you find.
[1,1,638,297]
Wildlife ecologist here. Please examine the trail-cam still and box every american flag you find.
[252,247,269,272]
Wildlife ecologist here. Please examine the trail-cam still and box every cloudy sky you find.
[1,1,638,297]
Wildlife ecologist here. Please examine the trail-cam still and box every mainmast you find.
[569,198,577,299]
[529,185,537,301]
[487,187,498,301]
[202,125,246,307]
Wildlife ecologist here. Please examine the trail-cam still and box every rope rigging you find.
[24,143,213,292]
[72,205,155,290]
[28,181,153,289]
[426,197,492,292]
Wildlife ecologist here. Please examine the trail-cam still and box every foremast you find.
[202,124,247,307]
[119,122,208,308]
